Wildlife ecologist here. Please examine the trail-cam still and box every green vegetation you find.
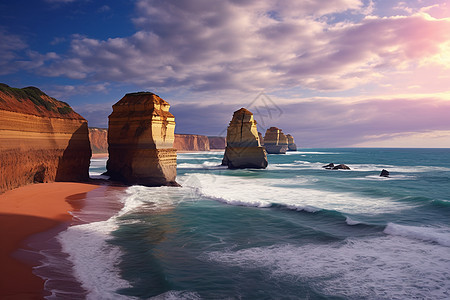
[0,83,73,114]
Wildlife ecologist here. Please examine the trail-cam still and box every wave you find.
[177,161,226,170]
[384,223,450,247]
[58,185,192,299]
[204,236,450,299]
[179,173,407,214]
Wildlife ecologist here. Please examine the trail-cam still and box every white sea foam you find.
[345,216,363,225]
[384,223,450,247]
[58,185,191,299]
[150,290,201,299]
[179,173,407,214]
[205,236,450,299]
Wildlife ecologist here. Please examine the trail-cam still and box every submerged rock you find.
[222,108,268,169]
[286,134,297,151]
[332,164,351,170]
[106,92,178,186]
[263,127,289,154]
[323,163,335,169]
[380,169,390,177]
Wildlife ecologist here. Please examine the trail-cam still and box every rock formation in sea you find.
[332,164,351,170]
[380,169,390,177]
[89,127,108,153]
[0,83,91,193]
[174,134,210,151]
[263,127,289,154]
[323,163,335,169]
[208,136,226,149]
[258,132,264,146]
[106,92,178,186]
[286,134,297,151]
[222,108,268,169]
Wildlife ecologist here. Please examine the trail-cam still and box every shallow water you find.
[54,148,450,299]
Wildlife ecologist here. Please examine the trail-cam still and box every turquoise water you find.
[60,149,450,299]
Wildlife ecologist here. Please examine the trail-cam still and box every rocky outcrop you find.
[286,134,297,151]
[208,136,226,149]
[222,108,268,169]
[0,83,91,193]
[322,163,335,169]
[380,169,390,177]
[174,134,210,151]
[258,132,264,146]
[263,127,289,154]
[332,164,351,170]
[89,127,108,153]
[106,92,177,186]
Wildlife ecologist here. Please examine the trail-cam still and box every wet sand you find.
[0,182,99,299]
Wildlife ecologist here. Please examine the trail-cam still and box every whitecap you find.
[384,223,450,247]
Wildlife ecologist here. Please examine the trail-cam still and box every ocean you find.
[42,148,450,299]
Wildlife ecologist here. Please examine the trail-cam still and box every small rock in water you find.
[323,163,334,169]
[332,164,351,170]
[380,169,390,177]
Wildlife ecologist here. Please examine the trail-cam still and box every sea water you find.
[55,149,450,299]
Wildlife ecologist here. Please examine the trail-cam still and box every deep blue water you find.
[59,148,450,299]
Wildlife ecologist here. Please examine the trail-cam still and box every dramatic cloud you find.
[27,0,450,94]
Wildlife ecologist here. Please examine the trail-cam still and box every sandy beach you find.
[0,182,99,299]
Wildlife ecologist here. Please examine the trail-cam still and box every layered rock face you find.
[0,84,91,193]
[89,127,108,153]
[286,134,297,151]
[174,134,210,151]
[222,108,268,169]
[208,136,226,149]
[106,92,177,186]
[263,127,289,154]
[258,132,265,146]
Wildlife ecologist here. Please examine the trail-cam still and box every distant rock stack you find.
[222,108,268,169]
[106,92,178,186]
[263,127,289,154]
[0,84,91,193]
[286,134,297,151]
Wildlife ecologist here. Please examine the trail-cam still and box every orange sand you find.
[0,182,99,299]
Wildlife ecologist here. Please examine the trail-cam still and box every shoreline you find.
[0,182,100,299]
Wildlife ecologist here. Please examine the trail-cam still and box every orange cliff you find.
[174,134,210,151]
[89,127,108,154]
[0,83,91,193]
[106,92,178,186]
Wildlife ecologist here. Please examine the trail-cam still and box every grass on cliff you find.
[0,83,73,114]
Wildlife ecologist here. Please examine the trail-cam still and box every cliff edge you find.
[0,83,91,193]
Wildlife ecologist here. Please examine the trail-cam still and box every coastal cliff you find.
[0,84,91,193]
[89,127,108,153]
[208,136,226,149]
[264,127,289,154]
[174,134,210,151]
[222,108,268,169]
[106,92,177,186]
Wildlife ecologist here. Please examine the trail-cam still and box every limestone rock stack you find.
[286,134,297,151]
[263,127,289,154]
[106,92,177,186]
[258,132,265,146]
[222,108,268,169]
[0,83,91,193]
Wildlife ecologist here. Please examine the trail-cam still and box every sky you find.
[1,0,450,147]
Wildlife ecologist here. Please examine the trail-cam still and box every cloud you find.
[5,0,450,96]
[0,28,27,75]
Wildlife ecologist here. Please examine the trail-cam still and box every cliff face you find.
[0,84,91,193]
[222,108,268,169]
[106,92,177,186]
[208,136,226,149]
[263,127,289,154]
[286,134,297,151]
[89,127,108,153]
[174,134,210,151]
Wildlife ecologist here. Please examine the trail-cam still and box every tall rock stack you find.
[0,84,91,193]
[106,92,178,186]
[264,127,289,154]
[286,134,297,151]
[222,108,268,169]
